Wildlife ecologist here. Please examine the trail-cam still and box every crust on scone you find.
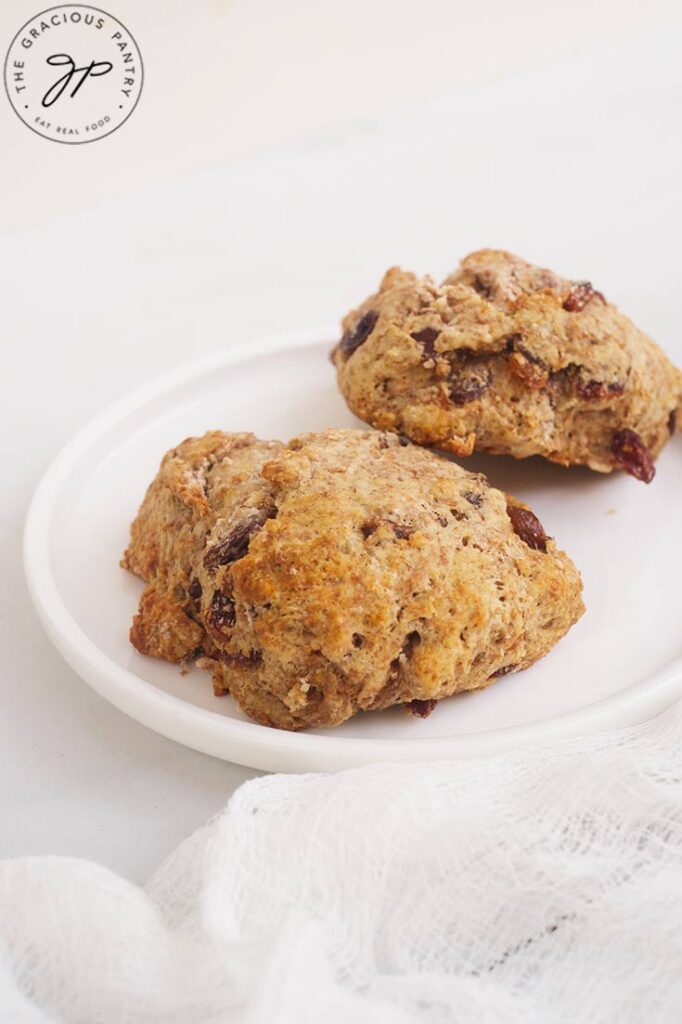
[331,250,682,480]
[123,428,584,731]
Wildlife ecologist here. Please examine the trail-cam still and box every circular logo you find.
[4,5,143,144]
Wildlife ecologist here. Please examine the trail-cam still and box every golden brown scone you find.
[332,250,682,481]
[123,428,584,731]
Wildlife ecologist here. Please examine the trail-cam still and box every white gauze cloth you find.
[2,705,682,1024]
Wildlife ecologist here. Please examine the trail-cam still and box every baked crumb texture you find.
[123,428,584,730]
[332,250,682,480]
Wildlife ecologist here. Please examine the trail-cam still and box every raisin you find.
[506,503,548,552]
[611,429,656,483]
[463,491,483,507]
[362,518,414,540]
[204,508,274,572]
[508,347,548,389]
[398,434,411,447]
[224,649,261,668]
[449,366,493,405]
[563,282,606,312]
[410,326,440,360]
[669,410,677,436]
[352,633,364,648]
[188,578,202,600]
[338,310,378,356]
[406,698,437,718]
[577,379,624,401]
[490,664,517,678]
[208,591,236,636]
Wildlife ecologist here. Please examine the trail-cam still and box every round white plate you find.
[24,329,682,772]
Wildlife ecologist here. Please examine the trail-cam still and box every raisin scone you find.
[123,428,584,731]
[332,250,682,481]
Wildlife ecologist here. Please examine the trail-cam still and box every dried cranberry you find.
[208,591,236,636]
[507,346,548,389]
[462,491,483,507]
[506,504,548,552]
[577,379,625,401]
[411,326,440,360]
[563,282,606,312]
[204,508,274,572]
[362,518,414,540]
[449,366,493,405]
[338,310,379,356]
[406,698,437,718]
[225,649,261,668]
[611,429,656,483]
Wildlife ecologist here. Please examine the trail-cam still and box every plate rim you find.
[23,327,682,771]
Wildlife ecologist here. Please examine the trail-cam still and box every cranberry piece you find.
[411,326,440,360]
[204,508,275,572]
[611,429,656,483]
[563,282,606,312]
[361,518,414,540]
[225,649,262,668]
[338,310,379,356]
[508,347,548,389]
[506,504,548,552]
[577,379,624,400]
[208,591,236,636]
[406,698,438,718]
[449,366,493,405]
[462,491,483,507]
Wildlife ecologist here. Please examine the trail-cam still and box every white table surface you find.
[2,26,681,882]
[1,0,679,231]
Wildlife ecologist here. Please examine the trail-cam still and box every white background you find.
[2,1,681,882]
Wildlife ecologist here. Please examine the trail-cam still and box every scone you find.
[123,428,584,731]
[332,250,682,481]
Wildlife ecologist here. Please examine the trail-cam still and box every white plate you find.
[24,329,682,772]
